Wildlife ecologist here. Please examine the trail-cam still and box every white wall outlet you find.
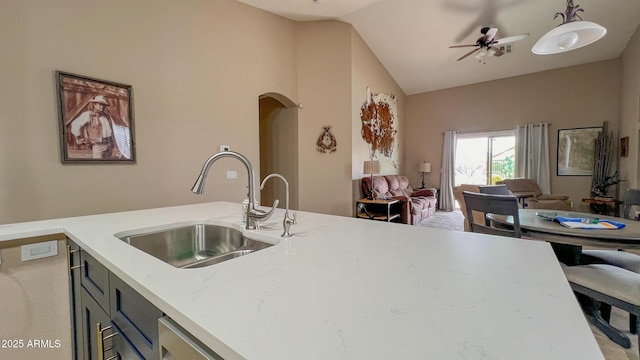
[227,170,237,179]
[21,240,58,262]
[220,145,230,152]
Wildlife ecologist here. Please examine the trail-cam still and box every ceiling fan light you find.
[488,48,496,57]
[531,21,607,55]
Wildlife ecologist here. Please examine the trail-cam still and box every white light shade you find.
[418,162,431,173]
[532,21,607,55]
[363,160,380,175]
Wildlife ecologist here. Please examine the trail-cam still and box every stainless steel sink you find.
[116,223,274,269]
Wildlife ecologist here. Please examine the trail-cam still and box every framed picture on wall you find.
[55,71,136,163]
[557,126,601,176]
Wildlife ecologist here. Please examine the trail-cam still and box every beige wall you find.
[350,28,407,207]
[0,240,71,360]
[1,0,298,223]
[296,21,353,216]
[406,60,621,209]
[620,25,640,191]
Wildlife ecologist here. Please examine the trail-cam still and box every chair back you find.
[462,191,521,238]
[623,189,640,219]
[478,184,510,195]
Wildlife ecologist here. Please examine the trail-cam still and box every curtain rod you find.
[442,123,551,135]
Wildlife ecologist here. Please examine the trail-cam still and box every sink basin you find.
[116,223,274,269]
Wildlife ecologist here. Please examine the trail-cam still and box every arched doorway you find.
[259,93,299,210]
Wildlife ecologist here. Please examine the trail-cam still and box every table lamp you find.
[418,161,431,189]
[363,160,381,199]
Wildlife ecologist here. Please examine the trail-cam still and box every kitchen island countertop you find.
[0,201,604,359]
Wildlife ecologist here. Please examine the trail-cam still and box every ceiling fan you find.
[449,27,529,62]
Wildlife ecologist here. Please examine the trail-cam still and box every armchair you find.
[497,178,571,211]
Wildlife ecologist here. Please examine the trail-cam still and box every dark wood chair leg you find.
[601,303,612,322]
[631,313,638,334]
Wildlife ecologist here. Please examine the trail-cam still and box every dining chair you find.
[477,184,510,195]
[581,188,640,333]
[562,263,640,356]
[461,191,521,238]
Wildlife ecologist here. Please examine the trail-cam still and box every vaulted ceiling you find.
[237,0,640,95]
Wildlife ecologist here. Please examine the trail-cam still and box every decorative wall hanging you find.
[557,126,601,176]
[591,122,619,197]
[56,71,135,163]
[316,125,337,154]
[360,87,398,168]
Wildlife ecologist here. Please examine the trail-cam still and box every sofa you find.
[361,175,437,225]
[497,178,571,211]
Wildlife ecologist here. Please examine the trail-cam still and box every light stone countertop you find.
[0,201,604,360]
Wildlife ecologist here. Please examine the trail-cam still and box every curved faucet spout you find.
[191,151,261,229]
[260,173,290,210]
[260,173,296,237]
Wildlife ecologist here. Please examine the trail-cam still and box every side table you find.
[355,198,401,222]
[582,197,623,216]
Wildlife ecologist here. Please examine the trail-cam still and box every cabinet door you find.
[68,240,84,360]
[110,272,163,360]
[112,322,146,359]
[81,288,113,360]
[80,250,111,314]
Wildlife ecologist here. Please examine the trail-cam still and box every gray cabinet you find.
[110,272,162,360]
[80,288,112,360]
[80,250,111,314]
[68,240,162,360]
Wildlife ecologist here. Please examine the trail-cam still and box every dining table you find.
[488,208,640,349]
[489,209,640,250]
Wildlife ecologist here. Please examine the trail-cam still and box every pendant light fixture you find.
[532,0,606,55]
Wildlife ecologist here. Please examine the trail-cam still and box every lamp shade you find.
[363,160,380,175]
[418,162,431,173]
[532,21,607,55]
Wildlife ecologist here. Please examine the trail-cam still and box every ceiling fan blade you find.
[449,44,478,48]
[484,27,498,42]
[495,33,530,44]
[457,48,479,61]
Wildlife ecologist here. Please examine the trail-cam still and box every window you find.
[455,130,515,186]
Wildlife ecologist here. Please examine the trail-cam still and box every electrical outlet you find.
[227,171,237,179]
[21,240,58,261]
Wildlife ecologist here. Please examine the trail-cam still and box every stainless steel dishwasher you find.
[158,317,223,360]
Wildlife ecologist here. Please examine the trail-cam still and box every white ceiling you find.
[237,0,640,95]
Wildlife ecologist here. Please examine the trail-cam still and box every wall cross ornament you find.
[316,125,337,154]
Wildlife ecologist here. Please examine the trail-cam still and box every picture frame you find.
[621,136,629,157]
[56,71,135,163]
[557,126,602,176]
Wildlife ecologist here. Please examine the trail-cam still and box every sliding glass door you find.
[455,131,515,186]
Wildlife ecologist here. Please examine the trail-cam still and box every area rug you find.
[417,210,464,232]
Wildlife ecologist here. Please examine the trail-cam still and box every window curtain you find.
[440,131,457,211]
[515,123,551,193]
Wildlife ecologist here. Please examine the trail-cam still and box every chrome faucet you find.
[191,151,278,230]
[260,173,296,237]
